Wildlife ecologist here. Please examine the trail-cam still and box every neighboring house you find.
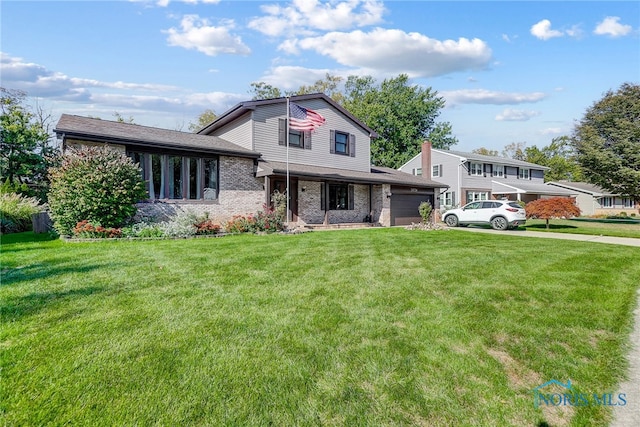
[547,181,638,216]
[54,94,443,227]
[399,142,575,208]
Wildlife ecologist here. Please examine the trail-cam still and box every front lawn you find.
[524,219,640,239]
[2,229,639,426]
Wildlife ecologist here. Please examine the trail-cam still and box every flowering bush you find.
[195,219,221,235]
[223,205,284,234]
[48,146,146,236]
[73,220,122,239]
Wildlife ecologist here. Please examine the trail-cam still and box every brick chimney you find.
[421,141,432,178]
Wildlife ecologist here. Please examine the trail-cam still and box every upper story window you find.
[278,118,311,149]
[413,168,422,176]
[131,151,218,201]
[493,165,504,177]
[330,130,355,157]
[470,162,483,176]
[519,168,530,179]
[432,164,442,178]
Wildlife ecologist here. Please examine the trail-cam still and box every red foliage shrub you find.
[195,219,221,235]
[525,197,581,229]
[73,220,122,238]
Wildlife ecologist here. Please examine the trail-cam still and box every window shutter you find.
[303,131,312,150]
[451,191,456,205]
[349,134,356,157]
[278,118,286,146]
[330,130,335,154]
[516,167,520,179]
[321,183,326,210]
[348,185,355,210]
[439,164,443,177]
[483,164,488,177]
[467,163,471,175]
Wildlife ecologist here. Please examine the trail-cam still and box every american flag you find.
[289,102,326,131]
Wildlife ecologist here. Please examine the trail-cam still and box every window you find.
[442,191,456,206]
[278,119,311,149]
[466,191,489,202]
[493,165,504,177]
[623,198,635,208]
[321,183,354,210]
[130,152,218,200]
[432,164,443,178]
[334,131,348,155]
[470,162,483,176]
[413,168,422,176]
[601,197,613,208]
[330,130,355,157]
[519,168,530,179]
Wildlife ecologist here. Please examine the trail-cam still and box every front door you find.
[273,178,298,222]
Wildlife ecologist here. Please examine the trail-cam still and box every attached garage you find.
[390,186,435,226]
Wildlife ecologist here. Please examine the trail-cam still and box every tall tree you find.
[295,73,344,103]
[0,88,53,199]
[343,74,456,168]
[249,82,283,100]
[501,142,527,160]
[472,147,499,156]
[572,82,640,200]
[524,136,584,182]
[189,109,217,132]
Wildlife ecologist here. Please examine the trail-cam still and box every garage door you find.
[390,192,434,226]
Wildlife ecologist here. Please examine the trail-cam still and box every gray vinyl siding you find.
[208,112,253,151]
[399,156,421,175]
[251,99,371,173]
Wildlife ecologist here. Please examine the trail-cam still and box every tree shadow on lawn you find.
[1,261,115,287]
[525,223,579,231]
[1,231,59,247]
[1,286,105,321]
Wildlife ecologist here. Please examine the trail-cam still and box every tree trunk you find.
[546,218,550,229]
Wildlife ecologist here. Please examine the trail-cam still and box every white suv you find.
[443,200,526,230]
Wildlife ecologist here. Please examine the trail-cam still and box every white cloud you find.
[530,19,564,40]
[594,16,633,37]
[131,0,221,7]
[286,28,492,78]
[248,0,385,37]
[540,127,565,136]
[164,15,250,56]
[0,53,244,127]
[495,108,541,121]
[256,66,341,90]
[440,89,547,106]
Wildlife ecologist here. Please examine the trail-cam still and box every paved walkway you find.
[451,226,640,425]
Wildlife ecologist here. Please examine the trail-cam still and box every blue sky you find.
[2,0,638,152]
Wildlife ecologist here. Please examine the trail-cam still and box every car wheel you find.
[445,215,459,227]
[490,216,508,230]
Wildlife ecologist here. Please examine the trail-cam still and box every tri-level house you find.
[546,181,637,216]
[399,142,575,208]
[54,94,443,227]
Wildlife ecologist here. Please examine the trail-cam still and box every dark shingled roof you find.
[257,160,446,188]
[436,149,551,170]
[55,114,260,158]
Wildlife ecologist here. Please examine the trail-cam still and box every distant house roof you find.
[546,181,619,197]
[55,114,261,159]
[435,149,550,170]
[198,93,378,138]
[492,180,577,196]
[257,160,445,188]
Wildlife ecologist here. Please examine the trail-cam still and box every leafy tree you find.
[524,136,584,182]
[343,74,456,168]
[501,142,527,160]
[48,146,147,235]
[572,82,640,200]
[0,88,54,200]
[525,197,581,229]
[189,109,217,132]
[113,112,135,123]
[249,82,283,100]
[472,147,499,156]
[295,73,345,103]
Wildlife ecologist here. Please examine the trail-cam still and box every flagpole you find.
[286,97,290,225]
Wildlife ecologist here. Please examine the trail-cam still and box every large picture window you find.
[130,152,218,201]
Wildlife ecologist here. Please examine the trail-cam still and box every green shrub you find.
[418,201,433,223]
[47,146,146,235]
[0,192,42,234]
[224,205,284,234]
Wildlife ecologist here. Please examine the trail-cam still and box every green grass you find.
[524,219,640,239]
[2,229,639,426]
